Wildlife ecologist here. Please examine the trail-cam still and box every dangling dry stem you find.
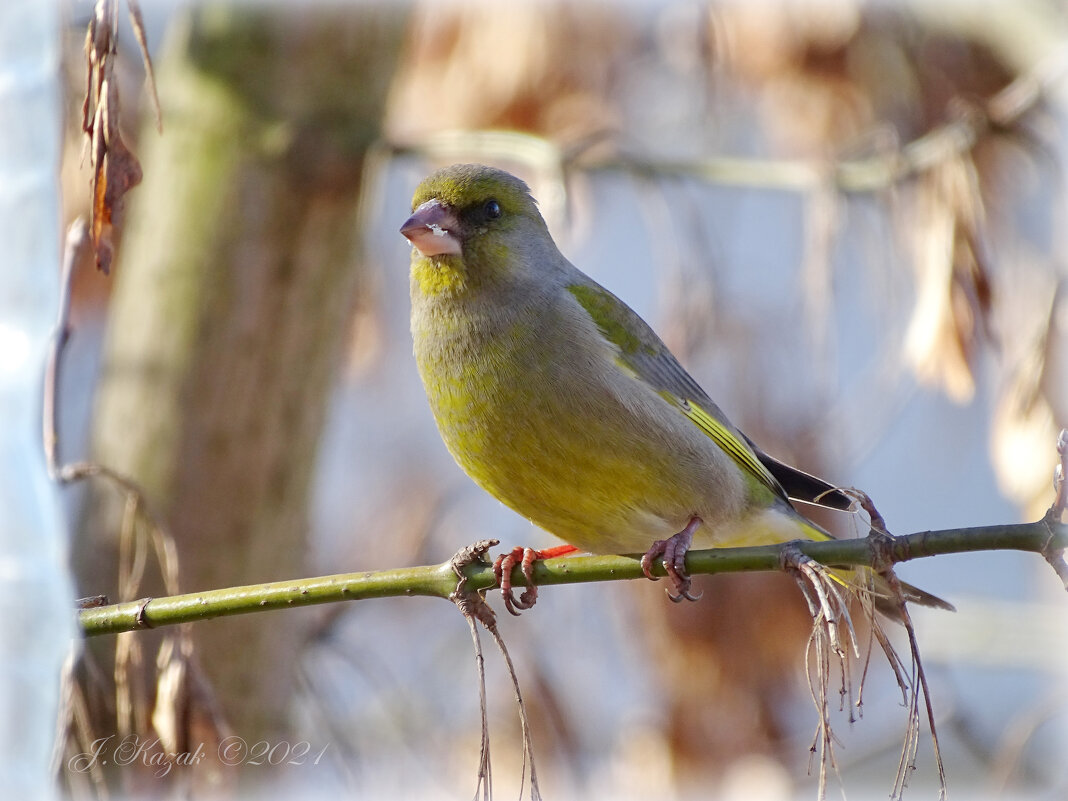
[781,486,952,801]
[785,544,865,800]
[847,489,949,801]
[486,625,542,801]
[869,616,911,702]
[450,544,496,801]
[802,618,837,801]
[61,668,107,798]
[449,540,542,801]
[46,222,184,599]
[898,598,948,800]
[463,613,492,801]
[853,592,882,718]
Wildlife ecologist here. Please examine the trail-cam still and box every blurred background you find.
[55,1,1067,799]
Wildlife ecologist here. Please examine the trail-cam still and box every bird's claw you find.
[639,546,661,582]
[668,585,703,603]
[491,543,580,615]
[641,516,704,603]
[493,546,539,616]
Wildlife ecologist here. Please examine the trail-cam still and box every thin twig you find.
[43,223,182,598]
[450,541,500,801]
[44,219,90,479]
[866,517,949,800]
[484,625,541,801]
[1052,428,1067,520]
[465,613,492,801]
[386,46,1068,197]
[784,543,852,800]
[858,490,949,801]
[125,0,161,133]
[450,541,542,801]
[77,517,1068,637]
[1042,429,1068,587]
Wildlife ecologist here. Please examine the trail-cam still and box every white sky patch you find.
[0,322,31,378]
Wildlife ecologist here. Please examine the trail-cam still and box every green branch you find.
[78,519,1068,637]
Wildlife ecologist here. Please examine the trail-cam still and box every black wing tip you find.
[755,449,855,511]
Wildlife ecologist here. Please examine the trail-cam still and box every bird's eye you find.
[485,200,501,219]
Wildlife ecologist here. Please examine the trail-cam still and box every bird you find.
[400,163,951,617]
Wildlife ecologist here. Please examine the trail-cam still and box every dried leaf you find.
[151,632,232,790]
[90,76,143,274]
[82,0,154,273]
[991,284,1065,517]
[903,156,994,402]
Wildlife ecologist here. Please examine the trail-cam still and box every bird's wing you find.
[566,281,954,610]
[746,443,854,511]
[566,281,786,500]
[566,280,856,513]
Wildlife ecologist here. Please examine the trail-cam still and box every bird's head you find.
[401,164,553,296]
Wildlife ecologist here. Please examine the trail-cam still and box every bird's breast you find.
[411,296,750,551]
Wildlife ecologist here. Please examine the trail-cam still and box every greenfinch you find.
[401,163,950,616]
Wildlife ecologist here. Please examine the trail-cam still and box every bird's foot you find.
[449,538,500,584]
[493,544,579,616]
[448,538,499,629]
[640,516,703,602]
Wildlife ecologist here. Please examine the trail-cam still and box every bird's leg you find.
[640,516,703,602]
[493,544,580,616]
[448,538,500,629]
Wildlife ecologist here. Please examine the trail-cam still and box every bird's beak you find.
[400,198,462,257]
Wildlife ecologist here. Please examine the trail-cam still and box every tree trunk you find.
[74,3,405,752]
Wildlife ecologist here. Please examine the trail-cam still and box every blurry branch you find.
[45,220,136,497]
[125,0,161,132]
[80,517,1068,638]
[42,219,87,481]
[1045,429,1068,585]
[52,0,179,605]
[45,218,180,599]
[49,7,173,585]
[385,48,1068,194]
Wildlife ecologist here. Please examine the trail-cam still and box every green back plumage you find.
[565,281,786,501]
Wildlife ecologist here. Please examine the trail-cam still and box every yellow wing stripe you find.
[675,397,860,590]
[676,398,780,494]
[796,518,833,542]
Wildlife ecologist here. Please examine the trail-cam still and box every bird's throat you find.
[412,255,467,297]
